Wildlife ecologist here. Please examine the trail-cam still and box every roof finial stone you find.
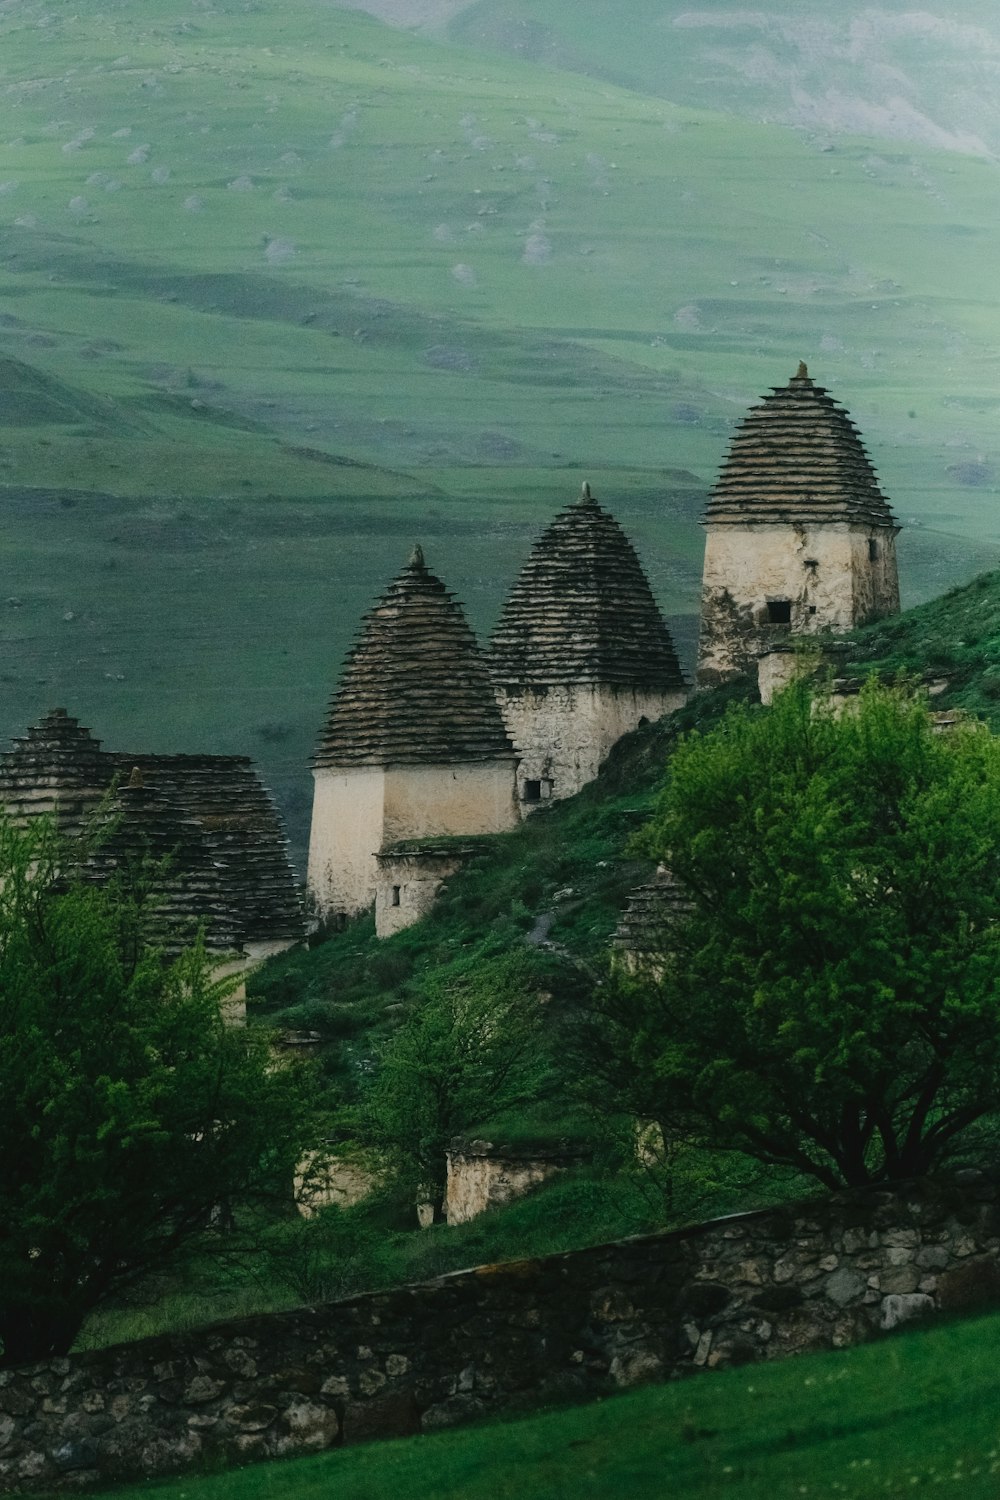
[407,543,425,571]
[128,765,144,789]
[795,360,809,380]
[579,481,595,505]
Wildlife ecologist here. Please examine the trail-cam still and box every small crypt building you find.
[0,709,305,1016]
[697,363,900,685]
[307,545,519,930]
[490,484,687,808]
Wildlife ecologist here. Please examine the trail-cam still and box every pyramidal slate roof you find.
[706,364,898,529]
[612,866,692,961]
[0,711,304,954]
[490,485,686,693]
[316,546,516,769]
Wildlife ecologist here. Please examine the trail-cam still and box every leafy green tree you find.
[590,680,1000,1189]
[364,951,547,1219]
[0,815,318,1367]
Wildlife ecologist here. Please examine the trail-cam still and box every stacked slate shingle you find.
[0,711,303,957]
[612,866,692,967]
[316,545,515,769]
[490,485,686,693]
[706,363,897,528]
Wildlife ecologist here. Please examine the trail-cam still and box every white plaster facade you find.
[496,683,686,808]
[308,759,518,921]
[698,521,900,683]
[374,847,469,939]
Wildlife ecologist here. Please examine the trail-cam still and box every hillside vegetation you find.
[106,1307,1000,1499]
[3,1,1000,849]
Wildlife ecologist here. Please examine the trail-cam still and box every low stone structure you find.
[491,484,687,809]
[373,839,485,939]
[445,1137,589,1225]
[3,1171,1000,1491]
[612,865,691,975]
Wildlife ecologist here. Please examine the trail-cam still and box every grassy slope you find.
[249,681,753,1056]
[3,2,1000,851]
[849,566,1000,725]
[108,1307,1000,1499]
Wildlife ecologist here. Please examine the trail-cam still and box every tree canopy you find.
[364,950,546,1219]
[590,680,1000,1189]
[0,815,318,1368]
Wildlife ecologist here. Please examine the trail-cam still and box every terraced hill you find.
[2,0,1000,851]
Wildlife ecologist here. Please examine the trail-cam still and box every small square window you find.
[523,779,542,802]
[766,600,792,625]
[391,885,401,907]
[808,605,817,615]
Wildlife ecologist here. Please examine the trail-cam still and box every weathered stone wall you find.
[445,1140,587,1225]
[307,765,385,919]
[497,684,686,807]
[3,1172,1000,1492]
[698,522,899,683]
[374,848,467,939]
[381,761,518,846]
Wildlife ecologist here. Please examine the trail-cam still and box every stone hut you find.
[697,363,900,685]
[374,837,487,940]
[611,865,691,976]
[0,709,304,1014]
[307,546,519,926]
[490,484,687,808]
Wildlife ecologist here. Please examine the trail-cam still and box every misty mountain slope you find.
[420,1,1000,158]
[1,0,1000,852]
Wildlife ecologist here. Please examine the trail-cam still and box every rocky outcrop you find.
[2,1171,1000,1491]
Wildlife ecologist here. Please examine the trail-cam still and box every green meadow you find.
[3,0,1000,849]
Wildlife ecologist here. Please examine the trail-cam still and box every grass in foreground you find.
[106,1307,1000,1499]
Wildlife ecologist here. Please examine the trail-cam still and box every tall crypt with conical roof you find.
[490,484,687,807]
[307,546,519,929]
[697,364,901,684]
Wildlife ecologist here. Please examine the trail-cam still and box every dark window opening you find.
[808,605,817,616]
[766,600,792,625]
[391,885,401,907]
[804,558,818,570]
[523,779,542,802]
[868,538,879,561]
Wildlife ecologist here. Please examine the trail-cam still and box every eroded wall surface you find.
[3,1171,1000,1490]
[698,523,899,683]
[445,1143,579,1224]
[497,685,686,805]
[307,766,385,918]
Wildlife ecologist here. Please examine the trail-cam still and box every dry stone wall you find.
[3,1171,1000,1491]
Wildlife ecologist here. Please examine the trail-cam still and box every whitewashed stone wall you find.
[308,761,517,922]
[374,848,468,938]
[699,522,899,684]
[497,684,686,807]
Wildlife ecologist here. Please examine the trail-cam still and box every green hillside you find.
[2,0,1000,851]
[106,1306,1000,1499]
